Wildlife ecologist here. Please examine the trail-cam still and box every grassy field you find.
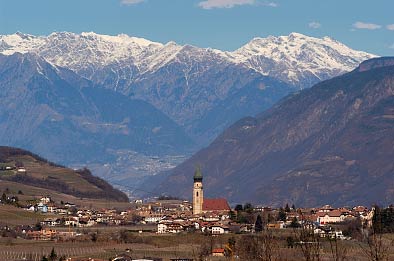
[0,205,45,226]
[0,180,132,210]
[4,155,101,193]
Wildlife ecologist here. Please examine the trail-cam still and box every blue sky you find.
[0,0,393,55]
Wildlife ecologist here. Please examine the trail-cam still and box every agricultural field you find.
[0,228,394,261]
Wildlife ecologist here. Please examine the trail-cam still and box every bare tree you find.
[293,222,321,261]
[328,237,348,261]
[358,207,393,261]
[237,230,281,261]
[359,229,391,261]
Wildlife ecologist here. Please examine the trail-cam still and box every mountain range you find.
[0,32,375,144]
[148,57,394,207]
[0,32,377,195]
[0,53,192,164]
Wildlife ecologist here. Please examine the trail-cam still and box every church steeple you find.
[193,166,203,215]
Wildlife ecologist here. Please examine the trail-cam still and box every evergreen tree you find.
[255,214,263,232]
[244,203,254,213]
[1,193,6,203]
[49,247,57,261]
[289,217,300,228]
[278,207,287,222]
[229,210,236,221]
[285,203,291,212]
[235,204,243,212]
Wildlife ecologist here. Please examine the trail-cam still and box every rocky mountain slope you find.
[0,32,376,144]
[148,57,394,207]
[0,53,192,164]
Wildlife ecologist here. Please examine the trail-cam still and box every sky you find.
[0,0,393,55]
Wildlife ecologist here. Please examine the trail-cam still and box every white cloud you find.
[260,1,278,7]
[121,0,145,5]
[353,21,381,30]
[387,24,394,31]
[308,22,321,29]
[198,0,277,9]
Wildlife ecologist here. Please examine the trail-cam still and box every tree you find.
[49,247,57,261]
[35,222,42,231]
[289,217,300,228]
[235,204,243,212]
[285,203,291,213]
[229,210,236,221]
[90,232,98,242]
[278,207,287,222]
[225,237,236,257]
[237,233,280,261]
[328,236,348,261]
[1,193,6,203]
[255,214,263,232]
[244,203,254,213]
[41,256,48,261]
[293,222,321,261]
[358,208,390,261]
[198,241,211,260]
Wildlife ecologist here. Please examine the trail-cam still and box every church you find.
[192,166,231,215]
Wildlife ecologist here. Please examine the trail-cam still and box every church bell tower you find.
[193,166,203,215]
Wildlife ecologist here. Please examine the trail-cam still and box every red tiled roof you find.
[328,210,342,217]
[212,248,225,253]
[203,198,230,212]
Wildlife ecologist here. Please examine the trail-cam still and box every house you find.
[267,221,285,229]
[37,203,48,213]
[26,229,57,240]
[40,196,51,204]
[47,203,57,213]
[210,224,229,234]
[41,218,61,227]
[212,248,225,257]
[144,213,164,223]
[157,222,170,234]
[65,217,79,227]
[17,167,26,173]
[64,202,76,208]
[167,222,185,233]
[317,210,346,225]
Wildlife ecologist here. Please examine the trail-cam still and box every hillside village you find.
[0,155,393,261]
[0,166,376,235]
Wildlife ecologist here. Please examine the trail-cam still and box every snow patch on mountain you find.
[228,33,376,86]
[0,32,377,88]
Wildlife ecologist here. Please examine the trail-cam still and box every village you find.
[0,167,379,261]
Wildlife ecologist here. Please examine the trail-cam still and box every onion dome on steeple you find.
[193,165,203,182]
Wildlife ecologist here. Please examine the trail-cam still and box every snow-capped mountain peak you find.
[0,31,377,88]
[229,32,376,86]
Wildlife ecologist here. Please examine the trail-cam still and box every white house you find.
[317,210,346,225]
[157,222,169,234]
